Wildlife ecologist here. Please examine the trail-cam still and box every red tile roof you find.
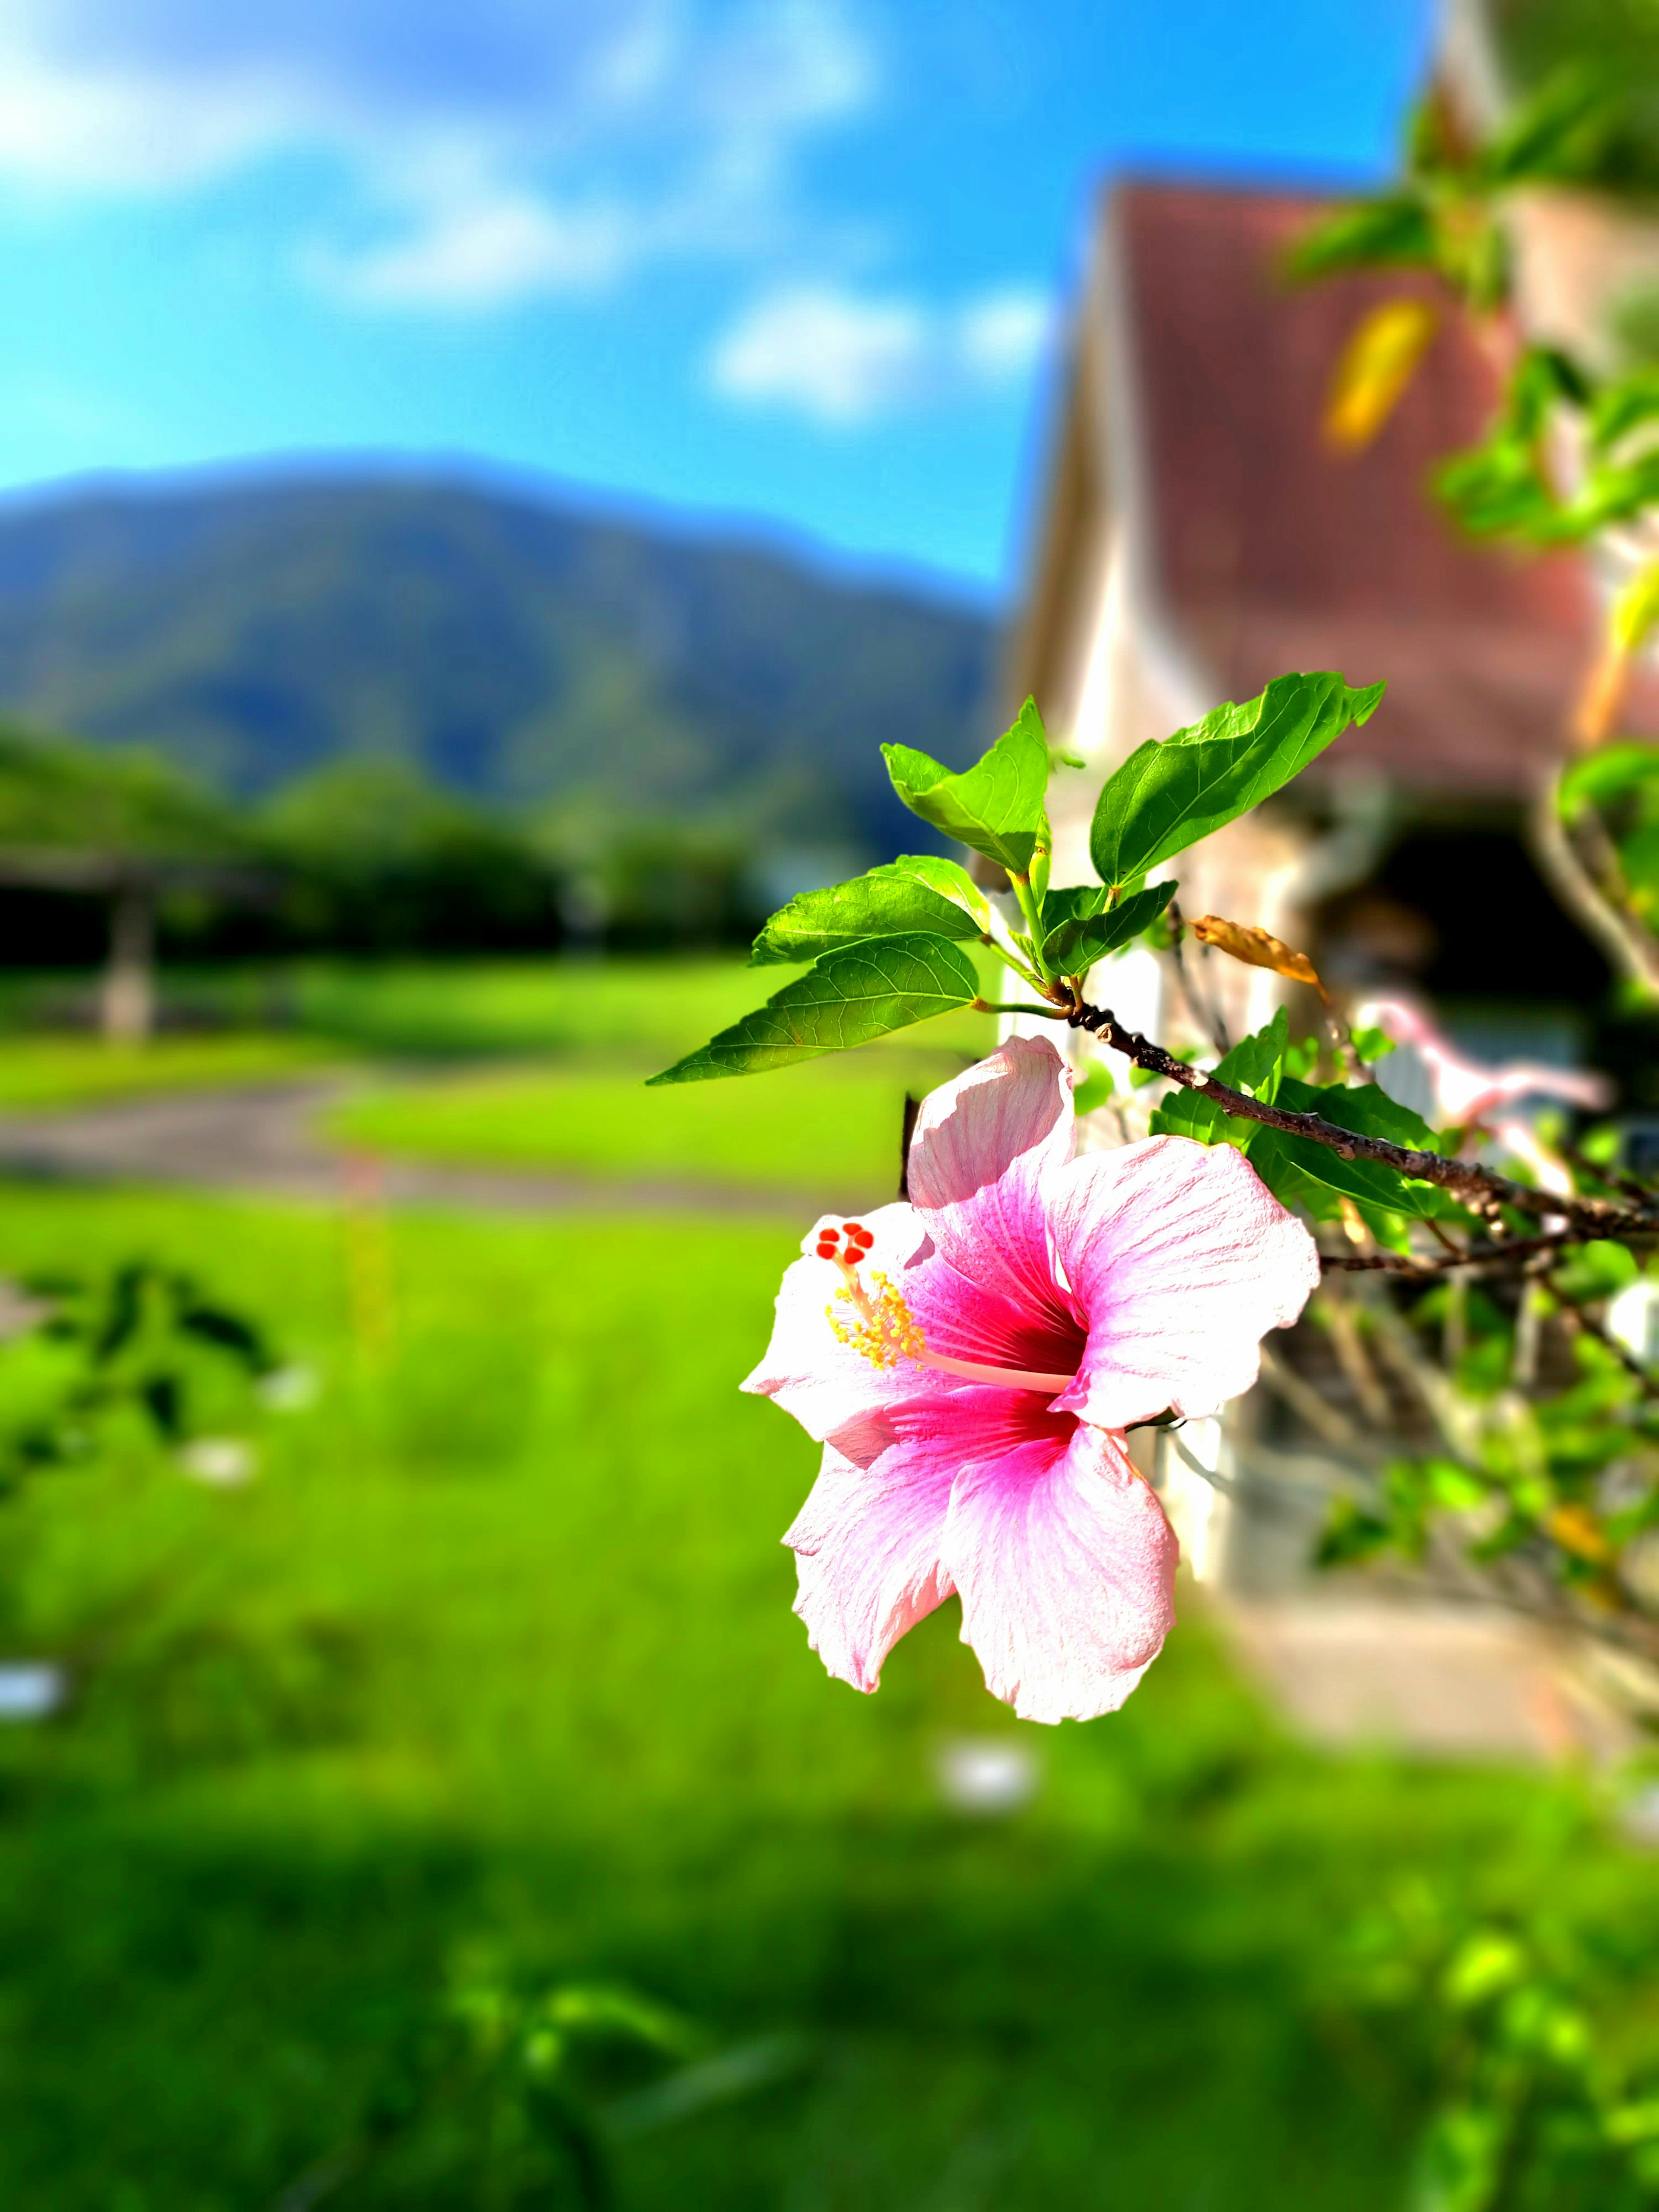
[1115,182,1654,796]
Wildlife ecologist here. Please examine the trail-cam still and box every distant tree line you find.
[0,725,775,967]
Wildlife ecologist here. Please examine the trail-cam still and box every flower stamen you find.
[818,1220,1073,1393]
[825,1226,925,1369]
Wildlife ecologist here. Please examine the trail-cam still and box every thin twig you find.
[1527,773,1659,998]
[1256,1340,1364,1450]
[1314,1292,1393,1427]
[1363,1295,1480,1459]
[1167,899,1230,1056]
[1558,1137,1658,1209]
[1322,1225,1616,1278]
[1546,1270,1659,1401]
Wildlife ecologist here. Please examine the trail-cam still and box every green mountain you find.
[0,472,998,854]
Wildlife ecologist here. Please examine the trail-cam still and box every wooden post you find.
[101,882,155,1043]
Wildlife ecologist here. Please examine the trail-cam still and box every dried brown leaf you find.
[1189,913,1327,997]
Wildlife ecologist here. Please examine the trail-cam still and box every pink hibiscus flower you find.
[1359,996,1610,1129]
[744,1035,1320,1724]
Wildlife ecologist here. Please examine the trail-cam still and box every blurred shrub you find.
[0,725,778,963]
[277,1962,803,2211]
[1328,1882,1659,2212]
[245,758,561,956]
[1496,0,1659,198]
[572,823,757,951]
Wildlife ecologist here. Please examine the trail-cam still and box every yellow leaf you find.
[1323,298,1438,452]
[1577,560,1659,746]
[1573,639,1630,748]
[1190,914,1327,997]
[1544,1501,1613,1565]
[1612,559,1659,658]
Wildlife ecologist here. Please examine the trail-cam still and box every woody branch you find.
[1059,998,1659,1237]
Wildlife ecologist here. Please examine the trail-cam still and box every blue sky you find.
[0,0,1434,595]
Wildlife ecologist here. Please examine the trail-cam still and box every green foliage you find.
[1310,1269,1659,1594]
[8,1188,1658,2207]
[654,667,1387,1086]
[1559,744,1659,923]
[1041,879,1176,976]
[0,480,998,857]
[0,1256,271,1489]
[1496,0,1659,197]
[1088,673,1385,892]
[1149,1009,1462,1237]
[0,722,234,855]
[1436,347,1659,551]
[1335,1894,1659,2212]
[1150,1007,1290,1146]
[749,855,989,965]
[1071,1061,1116,1116]
[1257,1079,1466,1227]
[258,757,561,954]
[1286,195,1438,282]
[882,698,1052,876]
[648,935,981,1084]
[1477,64,1621,188]
[340,1967,706,2209]
[1289,70,1622,312]
[1349,1023,1398,1067]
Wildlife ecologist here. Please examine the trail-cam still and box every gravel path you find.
[0,1079,828,1218]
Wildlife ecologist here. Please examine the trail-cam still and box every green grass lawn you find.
[0,1030,340,1111]
[324,1046,975,1192]
[152,954,997,1064]
[0,1182,1652,2209]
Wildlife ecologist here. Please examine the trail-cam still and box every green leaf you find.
[1029,810,1053,906]
[883,698,1051,875]
[1476,66,1619,188]
[1434,349,1597,547]
[1559,742,1659,822]
[1088,672,1385,890]
[749,855,989,965]
[1148,1008,1288,1147]
[647,935,980,1084]
[1072,1063,1115,1116]
[1214,1006,1291,1106]
[1316,1497,1394,1568]
[1284,194,1436,282]
[1259,1076,1467,1221]
[1042,880,1176,975]
[1592,366,1659,452]
[1037,884,1109,932]
[1349,1022,1397,1065]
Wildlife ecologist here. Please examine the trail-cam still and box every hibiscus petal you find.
[1045,1135,1319,1430]
[906,1033,1078,1317]
[899,1239,1086,1382]
[945,1424,1178,1725]
[742,1201,928,1440]
[785,1432,956,1693]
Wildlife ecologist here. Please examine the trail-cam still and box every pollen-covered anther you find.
[825,1262,926,1370]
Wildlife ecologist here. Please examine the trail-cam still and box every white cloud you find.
[957,286,1055,384]
[709,280,1053,428]
[306,191,636,309]
[710,285,929,426]
[0,0,881,310]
